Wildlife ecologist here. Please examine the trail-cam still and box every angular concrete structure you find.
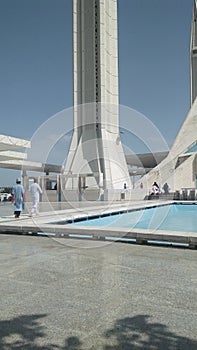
[138,99,197,192]
[64,0,131,200]
[0,134,30,152]
[0,134,30,169]
[136,1,197,194]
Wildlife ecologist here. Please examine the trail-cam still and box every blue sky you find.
[0,0,194,186]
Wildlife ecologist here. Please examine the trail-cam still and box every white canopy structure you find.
[0,134,30,151]
[0,134,61,174]
[0,134,30,170]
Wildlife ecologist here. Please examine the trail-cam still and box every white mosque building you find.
[1,0,197,201]
[138,0,197,195]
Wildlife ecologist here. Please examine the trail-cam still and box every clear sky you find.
[0,0,194,186]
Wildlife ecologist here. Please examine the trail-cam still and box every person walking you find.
[12,178,25,218]
[29,178,42,216]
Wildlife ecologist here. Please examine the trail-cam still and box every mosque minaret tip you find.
[64,0,131,200]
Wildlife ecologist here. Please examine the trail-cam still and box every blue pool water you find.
[72,204,197,233]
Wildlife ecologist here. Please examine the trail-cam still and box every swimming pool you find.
[71,204,197,233]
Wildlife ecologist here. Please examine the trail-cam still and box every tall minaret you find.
[64,0,131,198]
[190,0,197,105]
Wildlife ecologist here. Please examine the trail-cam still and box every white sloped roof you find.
[0,134,62,173]
[0,134,30,151]
[0,151,27,161]
[0,159,62,173]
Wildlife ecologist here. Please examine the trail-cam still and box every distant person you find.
[163,182,170,194]
[151,182,160,195]
[12,178,25,218]
[29,178,42,217]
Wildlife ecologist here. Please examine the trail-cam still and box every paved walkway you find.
[0,234,197,349]
[0,202,196,348]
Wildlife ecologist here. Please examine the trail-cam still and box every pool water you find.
[72,204,197,233]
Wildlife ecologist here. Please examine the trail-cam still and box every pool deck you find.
[0,200,197,248]
[1,201,196,348]
[1,233,197,348]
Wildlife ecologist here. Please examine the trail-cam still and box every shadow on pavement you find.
[0,314,82,350]
[104,315,197,350]
[0,313,196,349]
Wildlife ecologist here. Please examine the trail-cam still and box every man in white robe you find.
[29,178,42,216]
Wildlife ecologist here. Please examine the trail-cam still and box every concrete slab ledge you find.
[0,200,196,249]
[0,222,196,249]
